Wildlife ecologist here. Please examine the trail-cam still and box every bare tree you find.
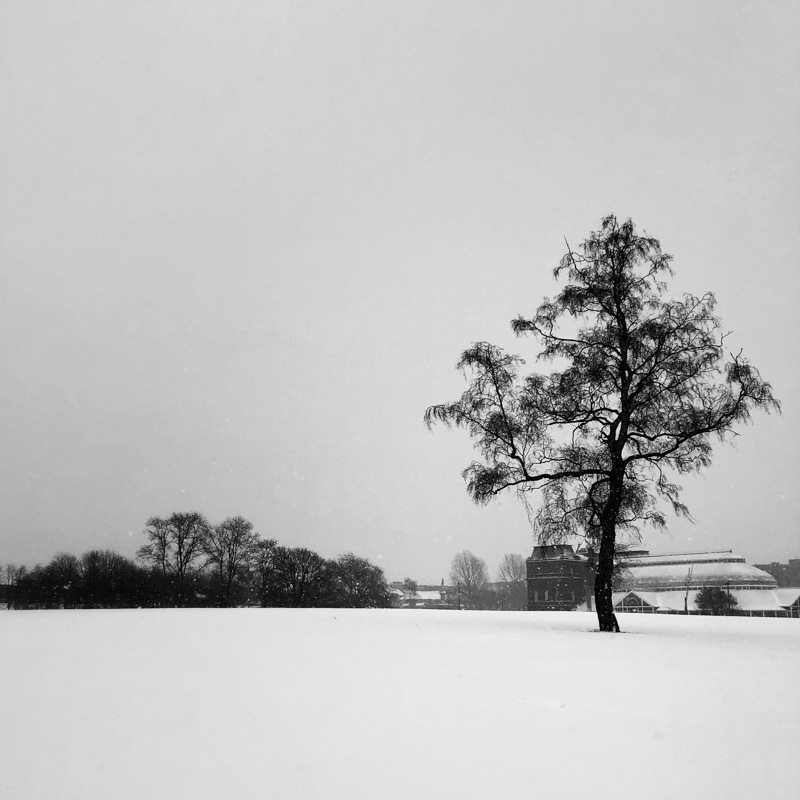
[203,516,260,606]
[252,537,278,607]
[426,215,778,631]
[4,563,26,609]
[80,550,145,608]
[450,551,488,597]
[137,512,211,606]
[497,553,526,583]
[5,563,25,586]
[269,546,330,607]
[41,553,82,608]
[329,553,393,608]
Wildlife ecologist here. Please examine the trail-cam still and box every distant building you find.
[526,545,800,617]
[776,588,800,618]
[389,582,454,609]
[613,551,788,617]
[526,545,590,611]
[754,559,800,587]
[388,581,526,610]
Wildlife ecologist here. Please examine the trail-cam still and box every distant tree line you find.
[447,550,528,610]
[2,511,393,610]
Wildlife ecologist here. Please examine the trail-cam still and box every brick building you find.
[526,545,590,611]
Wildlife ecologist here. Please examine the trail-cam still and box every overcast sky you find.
[1,1,798,583]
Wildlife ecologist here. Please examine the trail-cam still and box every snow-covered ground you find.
[1,609,798,799]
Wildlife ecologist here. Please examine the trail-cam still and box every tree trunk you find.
[594,521,620,633]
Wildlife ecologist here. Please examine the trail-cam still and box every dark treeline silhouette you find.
[3,511,393,610]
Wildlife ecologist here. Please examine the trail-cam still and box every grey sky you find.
[2,1,798,583]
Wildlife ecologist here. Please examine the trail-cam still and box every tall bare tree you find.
[495,553,528,611]
[137,512,211,606]
[41,553,82,608]
[269,546,330,608]
[450,551,488,597]
[252,537,278,607]
[329,553,393,608]
[497,553,526,583]
[426,215,778,631]
[4,564,27,609]
[203,516,260,606]
[5,563,25,586]
[80,550,144,608]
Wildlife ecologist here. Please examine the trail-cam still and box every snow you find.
[616,589,789,612]
[623,560,776,588]
[630,551,741,565]
[407,590,444,600]
[1,609,798,799]
[729,589,787,611]
[776,588,800,606]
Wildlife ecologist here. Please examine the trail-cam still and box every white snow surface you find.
[614,589,789,612]
[2,609,798,799]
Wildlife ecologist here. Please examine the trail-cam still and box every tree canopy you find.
[426,215,779,631]
[695,586,739,616]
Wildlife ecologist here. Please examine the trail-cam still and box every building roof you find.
[626,550,741,566]
[529,544,584,561]
[614,590,689,612]
[619,551,777,591]
[614,588,788,613]
[729,589,786,611]
[411,590,446,601]
[775,588,800,606]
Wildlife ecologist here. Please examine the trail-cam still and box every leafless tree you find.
[5,563,25,585]
[137,512,211,606]
[41,553,82,607]
[203,516,260,606]
[80,550,143,608]
[497,553,526,582]
[329,553,392,608]
[270,546,330,607]
[450,551,488,596]
[4,564,26,609]
[427,215,778,631]
[252,537,278,607]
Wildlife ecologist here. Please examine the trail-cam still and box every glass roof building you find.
[526,546,800,616]
[614,551,793,616]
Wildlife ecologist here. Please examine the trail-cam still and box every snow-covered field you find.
[1,609,798,800]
